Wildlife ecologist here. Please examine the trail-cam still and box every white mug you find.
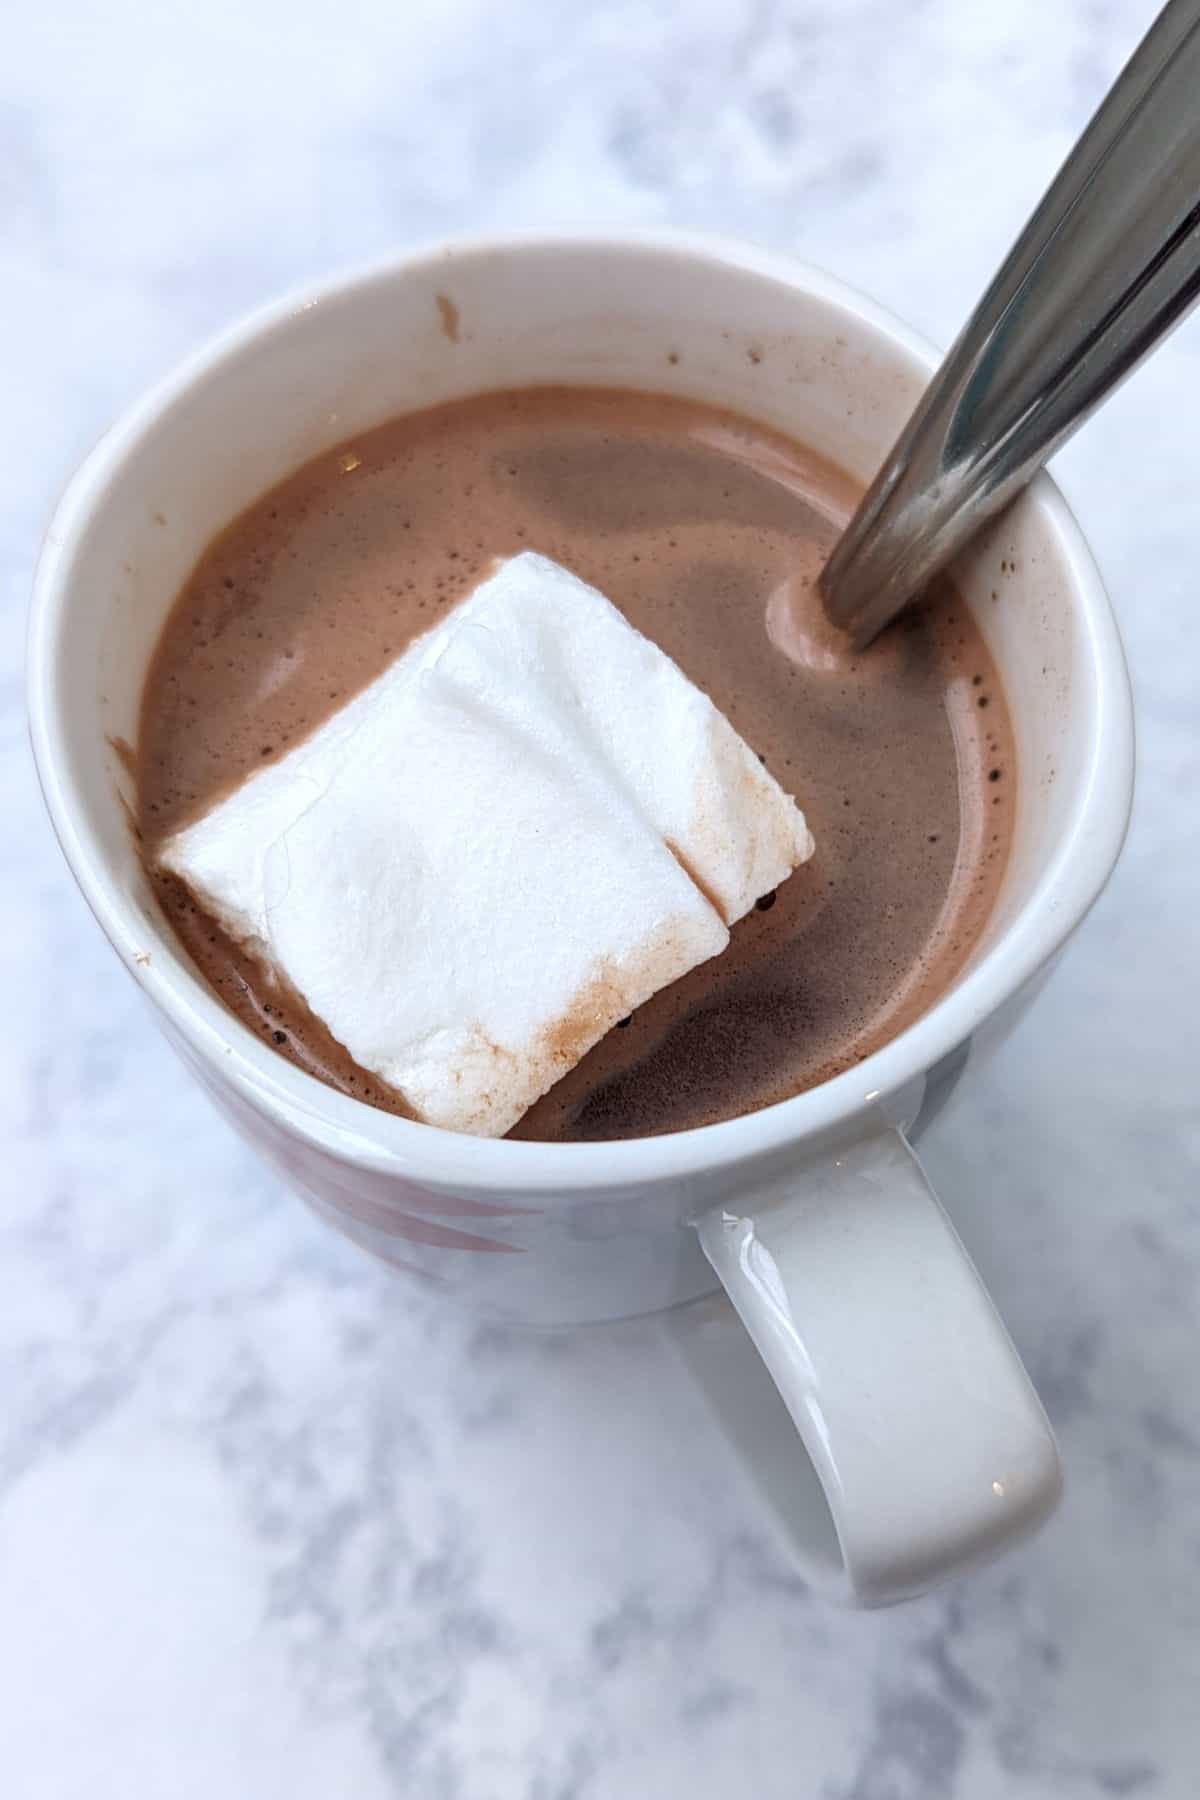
[28,232,1134,1605]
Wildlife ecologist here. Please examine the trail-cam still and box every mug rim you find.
[27,228,1135,1194]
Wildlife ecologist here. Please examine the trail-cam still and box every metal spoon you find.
[820,0,1200,644]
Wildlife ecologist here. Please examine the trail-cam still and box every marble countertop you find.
[5,1,1199,1794]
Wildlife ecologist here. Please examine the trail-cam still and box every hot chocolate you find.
[137,387,1016,1139]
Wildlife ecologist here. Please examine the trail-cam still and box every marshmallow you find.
[161,552,814,1135]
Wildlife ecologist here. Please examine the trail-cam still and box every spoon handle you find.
[820,0,1200,642]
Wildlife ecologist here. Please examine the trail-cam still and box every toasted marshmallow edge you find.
[160,552,815,1136]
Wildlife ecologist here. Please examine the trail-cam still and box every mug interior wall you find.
[47,242,1094,1002]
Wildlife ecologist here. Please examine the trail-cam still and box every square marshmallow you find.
[161,552,814,1135]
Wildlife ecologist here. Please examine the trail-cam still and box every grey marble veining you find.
[4,1,1199,1794]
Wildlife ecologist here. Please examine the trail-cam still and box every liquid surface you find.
[138,388,1016,1139]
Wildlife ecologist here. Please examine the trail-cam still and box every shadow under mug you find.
[28,232,1134,1604]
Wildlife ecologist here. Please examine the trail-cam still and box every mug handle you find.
[694,1127,1062,1605]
